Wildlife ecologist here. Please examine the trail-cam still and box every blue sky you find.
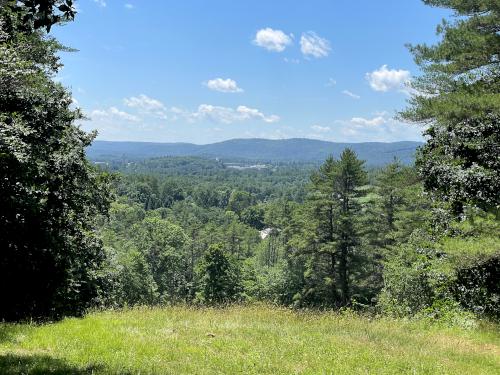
[55,0,450,144]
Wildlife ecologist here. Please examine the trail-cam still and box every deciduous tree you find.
[0,2,112,320]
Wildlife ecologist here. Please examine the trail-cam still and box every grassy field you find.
[0,306,498,374]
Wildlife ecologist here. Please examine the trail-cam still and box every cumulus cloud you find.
[335,113,423,142]
[237,105,280,123]
[91,107,140,122]
[124,94,165,111]
[300,32,331,58]
[193,104,279,124]
[311,125,331,132]
[86,94,280,142]
[342,90,360,99]
[204,78,243,93]
[124,94,168,119]
[253,28,292,52]
[366,65,411,92]
[350,116,386,127]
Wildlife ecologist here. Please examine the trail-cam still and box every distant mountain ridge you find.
[87,138,423,165]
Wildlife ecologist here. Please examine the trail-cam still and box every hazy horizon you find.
[91,137,425,146]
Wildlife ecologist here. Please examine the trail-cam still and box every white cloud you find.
[366,65,411,92]
[237,105,280,123]
[334,112,423,142]
[311,125,331,132]
[124,3,134,9]
[193,104,279,124]
[342,90,360,99]
[204,78,243,93]
[283,57,300,64]
[300,32,331,58]
[350,116,386,127]
[124,94,165,111]
[253,28,292,52]
[91,107,140,122]
[94,0,106,7]
[123,94,168,119]
[85,96,280,142]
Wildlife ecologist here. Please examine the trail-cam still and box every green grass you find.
[1,306,498,374]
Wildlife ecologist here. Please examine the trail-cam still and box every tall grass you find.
[1,305,498,374]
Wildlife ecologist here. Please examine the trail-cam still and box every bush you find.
[378,242,441,317]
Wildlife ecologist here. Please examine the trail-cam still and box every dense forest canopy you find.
[0,0,498,327]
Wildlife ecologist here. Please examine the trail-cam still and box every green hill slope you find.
[1,306,498,374]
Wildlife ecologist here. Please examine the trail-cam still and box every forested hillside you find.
[87,139,422,165]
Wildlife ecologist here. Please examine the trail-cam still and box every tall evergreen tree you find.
[301,149,368,306]
[368,161,428,248]
[400,0,500,214]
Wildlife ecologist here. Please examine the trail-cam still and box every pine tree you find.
[400,0,500,214]
[302,149,368,306]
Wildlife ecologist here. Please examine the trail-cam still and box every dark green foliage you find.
[292,149,371,307]
[98,205,194,305]
[453,255,500,319]
[196,244,242,304]
[240,205,266,230]
[379,213,500,321]
[367,160,431,247]
[227,190,254,216]
[107,157,312,207]
[98,199,258,306]
[113,248,159,306]
[401,0,500,213]
[415,114,499,214]
[377,0,500,322]
[132,217,190,302]
[2,0,76,32]
[0,5,112,320]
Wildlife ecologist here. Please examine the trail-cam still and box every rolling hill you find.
[87,138,423,165]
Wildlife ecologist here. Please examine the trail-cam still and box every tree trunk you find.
[338,244,349,306]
